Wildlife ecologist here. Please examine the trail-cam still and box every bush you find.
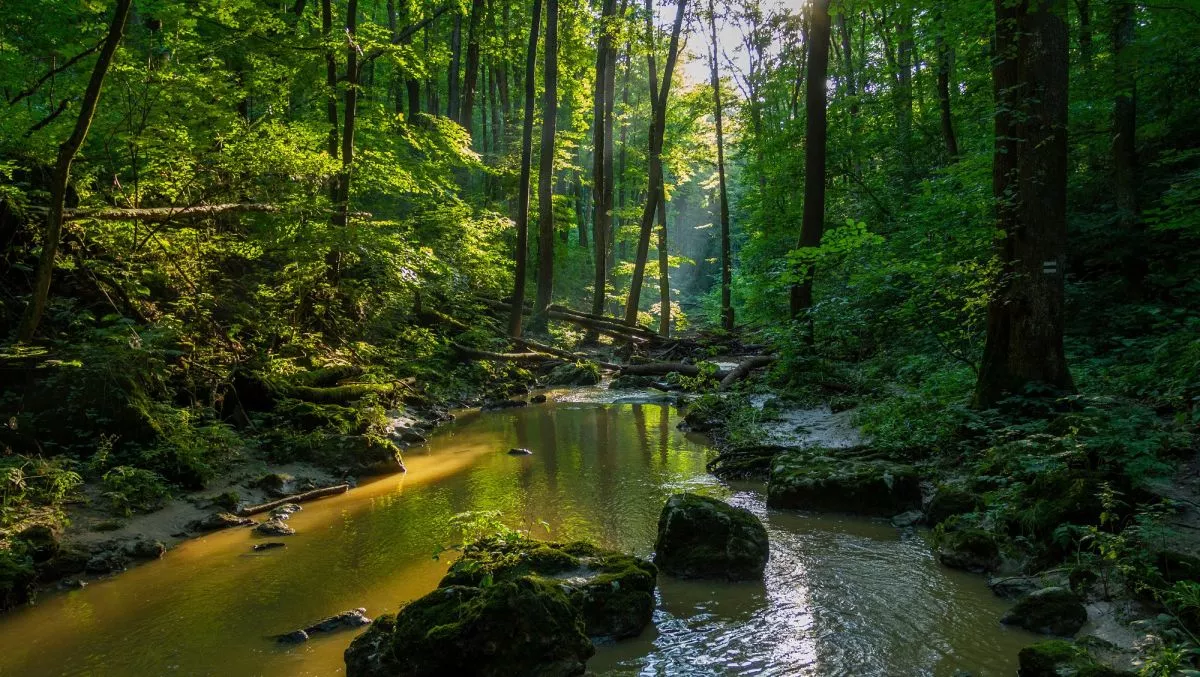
[101,466,170,516]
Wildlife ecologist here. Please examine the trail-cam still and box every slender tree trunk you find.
[489,63,502,151]
[327,0,360,283]
[460,0,486,131]
[789,0,831,325]
[531,0,559,331]
[588,0,618,337]
[323,0,340,161]
[509,0,544,338]
[974,0,1073,407]
[609,44,631,316]
[656,178,670,336]
[936,7,960,159]
[624,0,687,328]
[19,0,133,341]
[897,7,914,176]
[709,0,733,331]
[448,13,462,118]
[1112,0,1140,292]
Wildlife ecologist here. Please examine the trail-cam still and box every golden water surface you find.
[0,396,1036,676]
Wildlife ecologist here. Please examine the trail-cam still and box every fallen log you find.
[58,203,373,223]
[718,356,777,391]
[451,342,559,363]
[474,297,657,343]
[510,338,621,371]
[619,362,729,378]
[237,484,350,517]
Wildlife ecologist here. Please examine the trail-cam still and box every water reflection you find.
[0,399,1033,677]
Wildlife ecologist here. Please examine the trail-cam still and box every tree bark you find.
[460,0,486,131]
[531,0,560,332]
[588,0,618,341]
[623,0,687,328]
[709,0,733,332]
[974,0,1073,407]
[656,180,670,336]
[19,0,133,342]
[1075,0,1092,67]
[935,6,960,160]
[788,0,831,324]
[448,13,462,118]
[509,0,544,338]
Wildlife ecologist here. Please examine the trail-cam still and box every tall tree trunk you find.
[323,0,340,161]
[531,0,559,331]
[788,0,831,324]
[460,0,486,130]
[623,0,687,328]
[1075,0,1092,67]
[489,63,502,151]
[896,6,914,175]
[19,0,133,342]
[974,0,1073,407]
[448,13,462,118]
[327,0,360,283]
[509,0,544,338]
[935,7,960,159]
[588,0,618,337]
[1112,0,1140,292]
[709,0,733,331]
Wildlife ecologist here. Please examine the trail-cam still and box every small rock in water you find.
[58,578,87,591]
[188,512,254,533]
[507,447,534,456]
[124,537,167,560]
[891,510,924,528]
[255,520,296,537]
[530,393,548,404]
[276,608,372,644]
[268,503,303,520]
[253,542,286,552]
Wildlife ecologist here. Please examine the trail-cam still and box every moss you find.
[935,527,1001,573]
[288,383,395,404]
[0,545,36,611]
[440,537,657,640]
[655,493,769,581]
[766,448,921,516]
[344,578,593,677]
[608,375,656,390]
[545,362,602,387]
[1002,587,1088,636]
[925,484,980,525]
[1016,640,1128,677]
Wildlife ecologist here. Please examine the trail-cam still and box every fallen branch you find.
[718,356,777,391]
[58,203,373,223]
[451,342,559,363]
[619,362,726,378]
[511,338,621,371]
[238,484,350,517]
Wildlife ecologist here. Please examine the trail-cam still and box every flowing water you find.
[0,392,1037,676]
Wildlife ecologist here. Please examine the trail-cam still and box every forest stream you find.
[0,387,1038,677]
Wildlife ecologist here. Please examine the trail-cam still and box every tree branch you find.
[7,40,103,106]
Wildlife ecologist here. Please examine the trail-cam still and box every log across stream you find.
[0,388,1037,676]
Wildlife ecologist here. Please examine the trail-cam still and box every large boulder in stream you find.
[654,493,769,581]
[545,362,602,387]
[1002,587,1088,636]
[440,537,658,640]
[766,447,921,516]
[1017,640,1129,677]
[344,578,594,677]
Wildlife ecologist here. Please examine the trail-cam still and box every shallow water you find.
[0,394,1035,676]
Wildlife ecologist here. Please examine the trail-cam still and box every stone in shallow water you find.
[654,493,769,581]
[254,520,295,537]
[507,447,534,456]
[268,503,303,520]
[766,447,921,516]
[344,578,593,677]
[1002,587,1088,636]
[936,528,1000,573]
[441,537,658,640]
[187,512,254,532]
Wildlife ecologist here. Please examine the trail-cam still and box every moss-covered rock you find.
[0,546,36,611]
[545,362,602,387]
[936,527,1001,573]
[925,484,980,525]
[1017,639,1128,677]
[441,537,657,640]
[608,375,656,390]
[343,578,594,677]
[654,493,769,581]
[766,448,921,516]
[1002,587,1088,636]
[309,433,405,475]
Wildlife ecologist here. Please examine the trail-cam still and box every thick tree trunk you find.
[788,0,831,323]
[19,0,133,342]
[624,0,686,328]
[935,8,960,160]
[1075,0,1092,66]
[509,0,544,338]
[531,0,559,332]
[460,0,486,130]
[709,0,733,332]
[974,0,1073,407]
